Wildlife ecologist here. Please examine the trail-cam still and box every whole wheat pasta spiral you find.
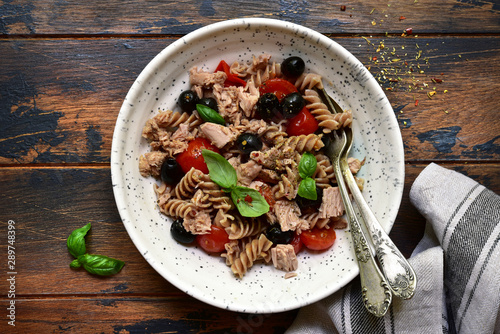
[259,123,287,145]
[153,109,202,129]
[231,234,273,279]
[278,134,324,153]
[303,89,341,132]
[314,154,336,188]
[160,198,196,219]
[294,72,324,91]
[172,167,204,199]
[225,215,265,240]
[302,212,331,230]
[197,175,234,212]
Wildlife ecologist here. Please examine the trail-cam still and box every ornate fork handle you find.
[340,149,417,299]
[331,153,392,317]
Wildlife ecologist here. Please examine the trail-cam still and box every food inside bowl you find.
[138,54,365,278]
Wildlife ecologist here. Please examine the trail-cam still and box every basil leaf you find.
[297,177,317,200]
[196,104,226,125]
[231,186,270,217]
[77,254,125,276]
[202,149,237,189]
[67,223,91,258]
[298,152,317,179]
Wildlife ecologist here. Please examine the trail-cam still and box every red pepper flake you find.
[405,27,413,35]
[431,77,443,83]
[340,5,346,11]
[399,16,406,21]
[244,194,253,204]
[415,99,419,106]
[372,56,378,61]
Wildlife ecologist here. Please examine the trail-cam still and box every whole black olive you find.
[282,56,305,78]
[170,219,195,244]
[297,186,324,210]
[198,97,219,112]
[281,92,306,119]
[265,225,294,244]
[236,133,263,155]
[178,90,199,112]
[161,157,185,185]
[256,93,281,120]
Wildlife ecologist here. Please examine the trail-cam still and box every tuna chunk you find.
[318,186,344,218]
[138,151,167,177]
[213,84,241,125]
[273,200,309,232]
[238,87,259,117]
[271,244,298,272]
[182,211,212,235]
[189,67,227,87]
[200,122,237,148]
[236,160,262,186]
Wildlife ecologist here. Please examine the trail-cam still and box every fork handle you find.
[333,160,392,317]
[340,159,417,300]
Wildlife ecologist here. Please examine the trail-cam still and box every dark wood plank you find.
[0,297,297,333]
[0,1,499,35]
[0,163,498,297]
[1,37,498,165]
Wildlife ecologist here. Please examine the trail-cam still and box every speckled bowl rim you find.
[111,18,404,314]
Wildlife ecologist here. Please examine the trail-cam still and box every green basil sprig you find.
[196,104,226,125]
[297,152,318,200]
[202,149,269,217]
[67,223,125,276]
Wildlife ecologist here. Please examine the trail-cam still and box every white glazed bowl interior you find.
[111,18,404,313]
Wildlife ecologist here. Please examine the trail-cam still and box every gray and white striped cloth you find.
[287,163,500,334]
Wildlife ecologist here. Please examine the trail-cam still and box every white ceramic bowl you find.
[111,18,404,313]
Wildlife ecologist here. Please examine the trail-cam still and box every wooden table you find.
[1,1,498,333]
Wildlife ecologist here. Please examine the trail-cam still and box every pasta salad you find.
[139,54,364,278]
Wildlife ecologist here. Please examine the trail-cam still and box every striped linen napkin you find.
[286,163,500,334]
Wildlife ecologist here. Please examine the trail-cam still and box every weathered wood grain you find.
[0,1,499,35]
[0,297,297,333]
[1,37,498,164]
[0,163,498,298]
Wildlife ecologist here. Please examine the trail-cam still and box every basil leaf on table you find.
[202,149,238,189]
[196,104,226,125]
[231,186,270,218]
[67,223,125,276]
[67,222,91,258]
[77,254,125,276]
[297,177,318,200]
[298,152,317,179]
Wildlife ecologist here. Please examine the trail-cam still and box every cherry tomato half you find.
[290,233,303,255]
[259,78,298,102]
[300,227,336,251]
[176,137,219,174]
[196,226,230,253]
[286,107,319,136]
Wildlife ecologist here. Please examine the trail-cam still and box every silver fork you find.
[317,88,417,300]
[323,100,392,317]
